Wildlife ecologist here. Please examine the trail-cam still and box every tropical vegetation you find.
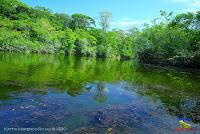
[0,0,199,67]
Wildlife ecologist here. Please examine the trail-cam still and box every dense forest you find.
[0,0,199,67]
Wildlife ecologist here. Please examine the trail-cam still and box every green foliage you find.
[53,13,71,30]
[70,14,95,30]
[133,11,200,68]
[0,0,199,67]
[74,29,97,56]
[0,0,131,59]
[59,28,76,55]
[89,29,107,57]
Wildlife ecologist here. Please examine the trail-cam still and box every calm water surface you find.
[0,52,199,134]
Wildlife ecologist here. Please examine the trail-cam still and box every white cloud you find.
[165,0,200,13]
[169,0,199,4]
[111,18,151,30]
[167,0,200,12]
[171,0,195,2]
[187,1,200,7]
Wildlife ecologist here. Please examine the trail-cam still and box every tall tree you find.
[70,14,95,30]
[99,11,112,31]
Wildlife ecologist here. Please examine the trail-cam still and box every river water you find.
[0,52,199,134]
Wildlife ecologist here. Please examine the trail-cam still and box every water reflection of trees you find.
[93,82,107,103]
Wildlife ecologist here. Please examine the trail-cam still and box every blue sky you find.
[21,0,200,30]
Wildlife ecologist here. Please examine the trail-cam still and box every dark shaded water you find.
[0,52,199,134]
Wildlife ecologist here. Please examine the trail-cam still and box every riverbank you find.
[1,50,200,71]
[1,0,199,67]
